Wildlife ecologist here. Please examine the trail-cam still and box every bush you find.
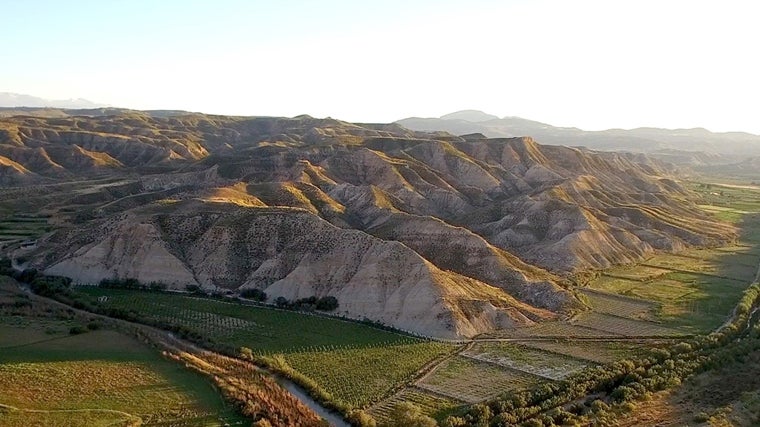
[86,321,101,330]
[274,296,289,308]
[240,288,267,302]
[69,326,87,335]
[386,402,436,427]
[316,296,339,311]
[148,281,167,291]
[347,409,377,427]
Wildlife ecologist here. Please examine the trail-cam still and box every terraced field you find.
[571,312,682,337]
[578,289,656,321]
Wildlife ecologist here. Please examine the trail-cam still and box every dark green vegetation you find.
[0,213,49,250]
[59,287,453,412]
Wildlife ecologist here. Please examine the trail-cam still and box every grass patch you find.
[0,318,244,426]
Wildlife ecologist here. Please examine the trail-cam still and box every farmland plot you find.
[571,312,682,337]
[0,319,243,427]
[73,287,454,410]
[283,340,452,408]
[462,342,588,380]
[517,340,652,364]
[368,387,461,423]
[417,356,543,403]
[484,320,622,339]
[578,289,656,321]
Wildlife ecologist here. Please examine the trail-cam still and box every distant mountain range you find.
[0,92,105,109]
[397,110,760,167]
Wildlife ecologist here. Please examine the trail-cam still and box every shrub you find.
[69,326,87,335]
[316,296,339,311]
[240,288,267,302]
[386,402,436,427]
[347,409,377,427]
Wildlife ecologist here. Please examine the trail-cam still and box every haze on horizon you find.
[2,0,759,134]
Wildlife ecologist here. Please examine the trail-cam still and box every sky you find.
[2,0,759,133]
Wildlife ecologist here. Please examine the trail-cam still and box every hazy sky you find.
[2,0,759,133]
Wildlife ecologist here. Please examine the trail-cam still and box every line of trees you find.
[274,295,339,312]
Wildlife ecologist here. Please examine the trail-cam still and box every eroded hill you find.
[1,112,736,338]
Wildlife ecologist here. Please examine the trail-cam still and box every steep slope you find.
[38,201,554,338]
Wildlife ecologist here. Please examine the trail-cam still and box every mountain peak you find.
[0,92,104,109]
[440,110,499,122]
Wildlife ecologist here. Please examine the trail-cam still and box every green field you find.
[580,182,760,334]
[0,316,244,427]
[72,287,454,410]
[586,232,759,332]
[0,214,49,249]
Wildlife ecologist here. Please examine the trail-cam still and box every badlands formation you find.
[0,111,734,338]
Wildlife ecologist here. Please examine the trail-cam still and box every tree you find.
[386,402,436,427]
[241,288,267,301]
[347,410,377,427]
[274,296,289,307]
[316,296,339,311]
